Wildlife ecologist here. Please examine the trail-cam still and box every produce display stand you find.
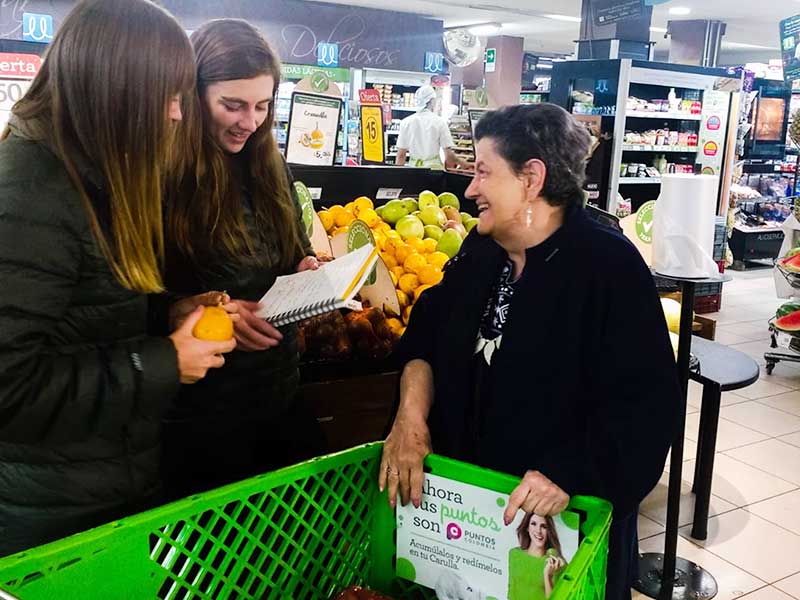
[636,275,730,600]
[290,165,475,451]
[0,444,612,600]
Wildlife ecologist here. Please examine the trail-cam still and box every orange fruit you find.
[391,266,406,281]
[427,252,449,270]
[399,273,419,295]
[345,201,356,213]
[318,210,334,233]
[359,208,381,228]
[418,265,443,286]
[386,229,401,240]
[386,317,404,335]
[335,209,355,228]
[389,271,398,287]
[192,306,234,341]
[414,284,434,301]
[328,204,345,216]
[381,253,399,270]
[353,196,374,215]
[396,289,410,309]
[383,236,403,257]
[394,243,413,265]
[403,304,414,325]
[403,253,427,275]
[406,237,426,253]
[375,222,392,233]
[331,226,349,237]
[422,238,438,254]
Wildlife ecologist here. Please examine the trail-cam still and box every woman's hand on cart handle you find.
[378,415,432,510]
[504,470,570,525]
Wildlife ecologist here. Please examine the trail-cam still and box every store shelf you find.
[390,106,416,112]
[619,177,662,185]
[622,144,697,153]
[626,110,702,121]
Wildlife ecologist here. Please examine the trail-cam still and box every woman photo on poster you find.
[508,513,567,600]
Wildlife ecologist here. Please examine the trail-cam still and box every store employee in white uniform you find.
[396,85,466,170]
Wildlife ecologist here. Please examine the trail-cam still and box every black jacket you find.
[0,124,179,555]
[162,163,313,423]
[396,206,680,516]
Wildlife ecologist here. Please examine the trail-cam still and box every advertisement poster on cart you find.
[396,474,579,600]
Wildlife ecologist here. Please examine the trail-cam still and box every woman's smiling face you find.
[203,74,274,153]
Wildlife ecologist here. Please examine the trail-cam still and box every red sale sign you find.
[358,89,382,105]
[0,54,41,79]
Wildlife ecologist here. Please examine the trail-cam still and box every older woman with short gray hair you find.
[380,103,681,600]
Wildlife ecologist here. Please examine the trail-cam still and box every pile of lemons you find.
[317,196,452,331]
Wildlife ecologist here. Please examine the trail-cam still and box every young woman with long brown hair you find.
[161,19,324,499]
[0,0,235,557]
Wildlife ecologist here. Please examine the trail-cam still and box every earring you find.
[526,205,533,227]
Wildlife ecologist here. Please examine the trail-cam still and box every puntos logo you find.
[446,523,462,540]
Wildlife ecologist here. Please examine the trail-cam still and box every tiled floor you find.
[636,267,800,600]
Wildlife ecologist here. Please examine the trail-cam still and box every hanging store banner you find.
[160,0,445,73]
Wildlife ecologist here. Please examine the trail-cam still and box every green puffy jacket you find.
[0,121,180,557]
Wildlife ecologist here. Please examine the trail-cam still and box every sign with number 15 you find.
[360,105,384,164]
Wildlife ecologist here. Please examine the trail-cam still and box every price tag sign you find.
[307,187,323,200]
[360,104,385,164]
[376,188,403,200]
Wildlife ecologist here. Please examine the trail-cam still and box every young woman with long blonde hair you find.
[0,0,234,556]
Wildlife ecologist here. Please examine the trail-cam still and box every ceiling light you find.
[543,14,583,23]
[650,26,668,33]
[722,41,777,50]
[668,6,691,15]
[468,23,502,36]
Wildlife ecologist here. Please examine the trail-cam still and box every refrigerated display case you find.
[550,59,742,216]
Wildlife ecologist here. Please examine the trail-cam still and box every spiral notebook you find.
[255,244,379,327]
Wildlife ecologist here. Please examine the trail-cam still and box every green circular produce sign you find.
[347,219,377,285]
[635,200,656,245]
[310,71,331,93]
[294,181,315,237]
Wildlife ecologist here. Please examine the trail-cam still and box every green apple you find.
[465,218,479,232]
[460,211,472,225]
[418,190,439,211]
[396,215,425,240]
[420,206,446,227]
[437,229,463,258]
[424,225,444,240]
[438,192,460,210]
